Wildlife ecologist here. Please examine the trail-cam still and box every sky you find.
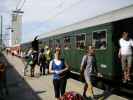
[0,0,133,44]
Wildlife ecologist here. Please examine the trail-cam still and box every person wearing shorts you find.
[80,46,99,99]
[119,32,133,82]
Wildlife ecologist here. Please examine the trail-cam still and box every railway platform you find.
[0,52,129,100]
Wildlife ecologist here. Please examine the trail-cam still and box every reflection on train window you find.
[55,39,60,47]
[76,34,86,49]
[92,30,107,50]
[64,36,71,50]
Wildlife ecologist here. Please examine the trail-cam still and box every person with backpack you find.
[80,46,101,99]
[24,48,33,76]
[45,46,52,74]
[49,47,69,100]
[38,48,46,75]
[30,49,38,77]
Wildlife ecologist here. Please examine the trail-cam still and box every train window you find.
[92,30,107,50]
[55,39,61,47]
[64,36,71,50]
[76,33,86,49]
[49,40,53,48]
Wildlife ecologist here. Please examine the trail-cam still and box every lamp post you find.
[0,16,3,51]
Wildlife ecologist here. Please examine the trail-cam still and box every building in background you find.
[11,13,22,46]
[10,12,22,56]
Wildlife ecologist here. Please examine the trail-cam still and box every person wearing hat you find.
[45,45,52,74]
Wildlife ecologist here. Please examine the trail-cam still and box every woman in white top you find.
[119,32,133,82]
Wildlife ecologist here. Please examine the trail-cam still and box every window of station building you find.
[64,36,71,50]
[76,33,86,49]
[92,30,107,50]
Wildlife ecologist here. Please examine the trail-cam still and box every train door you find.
[113,17,133,80]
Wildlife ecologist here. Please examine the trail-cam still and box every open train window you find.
[92,30,107,50]
[64,36,71,50]
[76,33,86,49]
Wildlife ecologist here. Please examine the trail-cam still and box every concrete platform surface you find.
[2,53,128,100]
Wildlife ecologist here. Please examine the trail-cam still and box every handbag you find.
[59,70,70,79]
[29,60,33,65]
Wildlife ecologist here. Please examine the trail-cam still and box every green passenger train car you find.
[21,5,133,82]
[39,23,116,80]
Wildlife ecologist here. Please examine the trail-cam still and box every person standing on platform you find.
[30,49,38,77]
[24,48,33,76]
[49,47,69,100]
[38,48,46,75]
[45,46,52,74]
[30,36,39,77]
[80,46,99,99]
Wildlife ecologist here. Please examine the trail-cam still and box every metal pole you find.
[0,16,2,51]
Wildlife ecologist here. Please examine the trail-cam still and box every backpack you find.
[82,55,88,70]
[39,53,46,64]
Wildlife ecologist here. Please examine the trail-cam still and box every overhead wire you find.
[44,0,83,22]
[14,0,83,41]
[38,0,83,37]
[16,0,22,10]
[17,0,26,10]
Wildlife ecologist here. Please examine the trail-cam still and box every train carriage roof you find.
[38,4,132,39]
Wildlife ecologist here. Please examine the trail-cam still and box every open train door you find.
[113,17,133,81]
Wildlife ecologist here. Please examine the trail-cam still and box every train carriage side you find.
[59,23,115,80]
[38,18,133,83]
